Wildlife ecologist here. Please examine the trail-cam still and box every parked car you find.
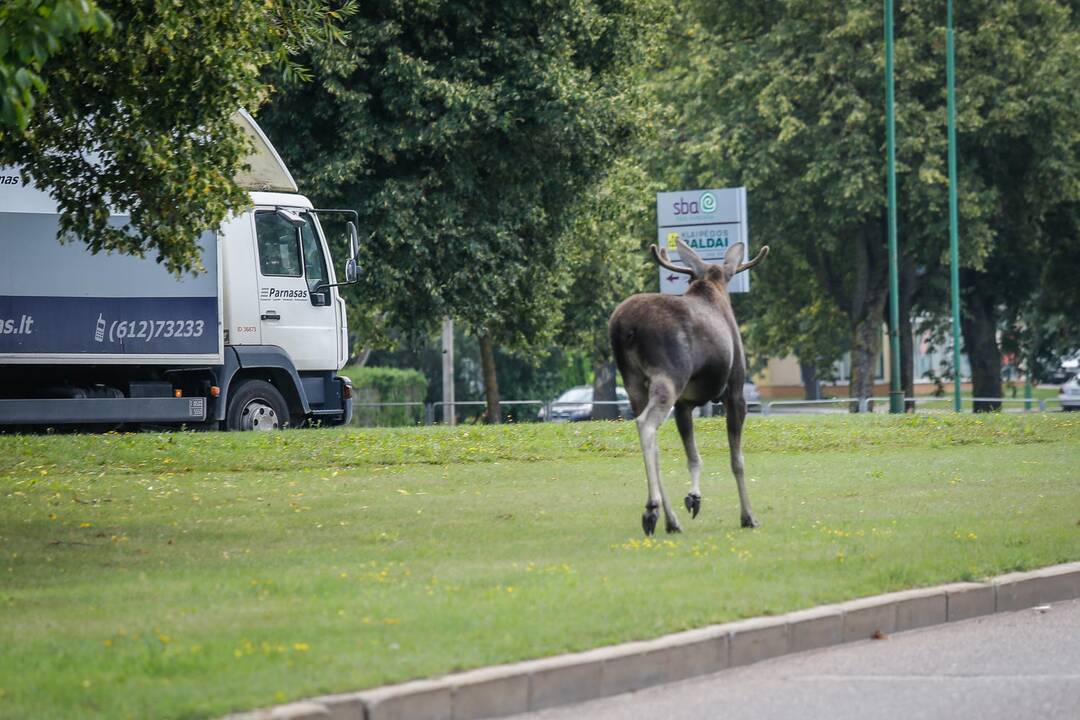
[1048,351,1080,385]
[705,381,761,416]
[539,386,632,421]
[1059,374,1080,411]
[744,380,761,407]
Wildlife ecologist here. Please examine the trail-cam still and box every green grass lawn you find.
[1,414,1078,719]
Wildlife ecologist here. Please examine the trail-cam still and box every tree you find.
[649,0,1078,409]
[947,1,1080,408]
[259,0,665,421]
[740,253,850,399]
[0,1,112,131]
[1,0,353,275]
[1013,205,1080,378]
[556,158,659,418]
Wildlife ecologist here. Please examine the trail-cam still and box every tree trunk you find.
[591,360,619,420]
[478,333,501,424]
[798,358,822,400]
[960,272,1002,412]
[847,223,889,412]
[352,347,372,368]
[809,220,889,414]
[849,300,885,409]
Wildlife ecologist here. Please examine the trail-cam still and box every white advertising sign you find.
[656,187,751,294]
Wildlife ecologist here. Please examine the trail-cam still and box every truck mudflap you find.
[340,375,353,425]
[0,397,206,425]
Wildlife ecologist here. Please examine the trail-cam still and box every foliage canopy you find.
[260,0,665,353]
[0,0,353,274]
[651,0,1080,395]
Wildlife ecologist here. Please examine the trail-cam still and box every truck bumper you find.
[0,397,207,425]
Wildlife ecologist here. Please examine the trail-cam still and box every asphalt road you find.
[510,597,1080,720]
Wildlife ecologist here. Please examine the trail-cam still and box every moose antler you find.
[736,245,769,274]
[653,242,769,278]
[650,244,694,275]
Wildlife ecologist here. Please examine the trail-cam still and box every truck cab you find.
[0,111,356,431]
[212,193,357,430]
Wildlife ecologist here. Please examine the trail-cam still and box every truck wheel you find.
[226,380,290,431]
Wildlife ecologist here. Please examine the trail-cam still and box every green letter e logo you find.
[699,192,716,213]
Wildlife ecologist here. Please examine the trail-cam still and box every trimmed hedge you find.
[339,365,428,426]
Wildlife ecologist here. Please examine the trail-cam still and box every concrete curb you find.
[228,561,1080,720]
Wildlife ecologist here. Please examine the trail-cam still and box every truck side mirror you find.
[347,221,359,260]
[344,221,360,284]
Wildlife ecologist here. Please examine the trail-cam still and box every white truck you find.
[0,111,357,430]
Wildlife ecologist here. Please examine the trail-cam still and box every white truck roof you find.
[250,191,313,209]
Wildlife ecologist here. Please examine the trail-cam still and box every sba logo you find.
[671,191,717,216]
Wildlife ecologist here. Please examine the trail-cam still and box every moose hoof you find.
[741,514,760,529]
[665,518,682,534]
[684,493,701,518]
[642,509,659,536]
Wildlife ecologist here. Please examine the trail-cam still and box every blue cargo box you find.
[0,170,222,364]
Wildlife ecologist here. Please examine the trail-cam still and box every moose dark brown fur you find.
[609,238,768,535]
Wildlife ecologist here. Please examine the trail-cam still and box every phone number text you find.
[108,319,206,343]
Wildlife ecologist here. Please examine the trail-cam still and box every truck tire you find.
[225,380,290,431]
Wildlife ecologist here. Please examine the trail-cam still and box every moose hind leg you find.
[635,377,680,535]
[724,392,759,528]
[674,402,702,519]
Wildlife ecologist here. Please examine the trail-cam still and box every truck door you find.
[254,209,338,371]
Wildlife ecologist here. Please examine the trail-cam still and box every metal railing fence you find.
[899,396,1051,412]
[348,394,1067,427]
[430,400,546,426]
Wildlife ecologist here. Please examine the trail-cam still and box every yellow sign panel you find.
[666,232,680,250]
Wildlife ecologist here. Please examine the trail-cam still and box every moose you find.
[609,238,769,535]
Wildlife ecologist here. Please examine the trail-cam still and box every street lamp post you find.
[885,0,904,414]
[947,0,963,412]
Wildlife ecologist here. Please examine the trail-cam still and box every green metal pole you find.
[885,0,904,414]
[946,0,963,412]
